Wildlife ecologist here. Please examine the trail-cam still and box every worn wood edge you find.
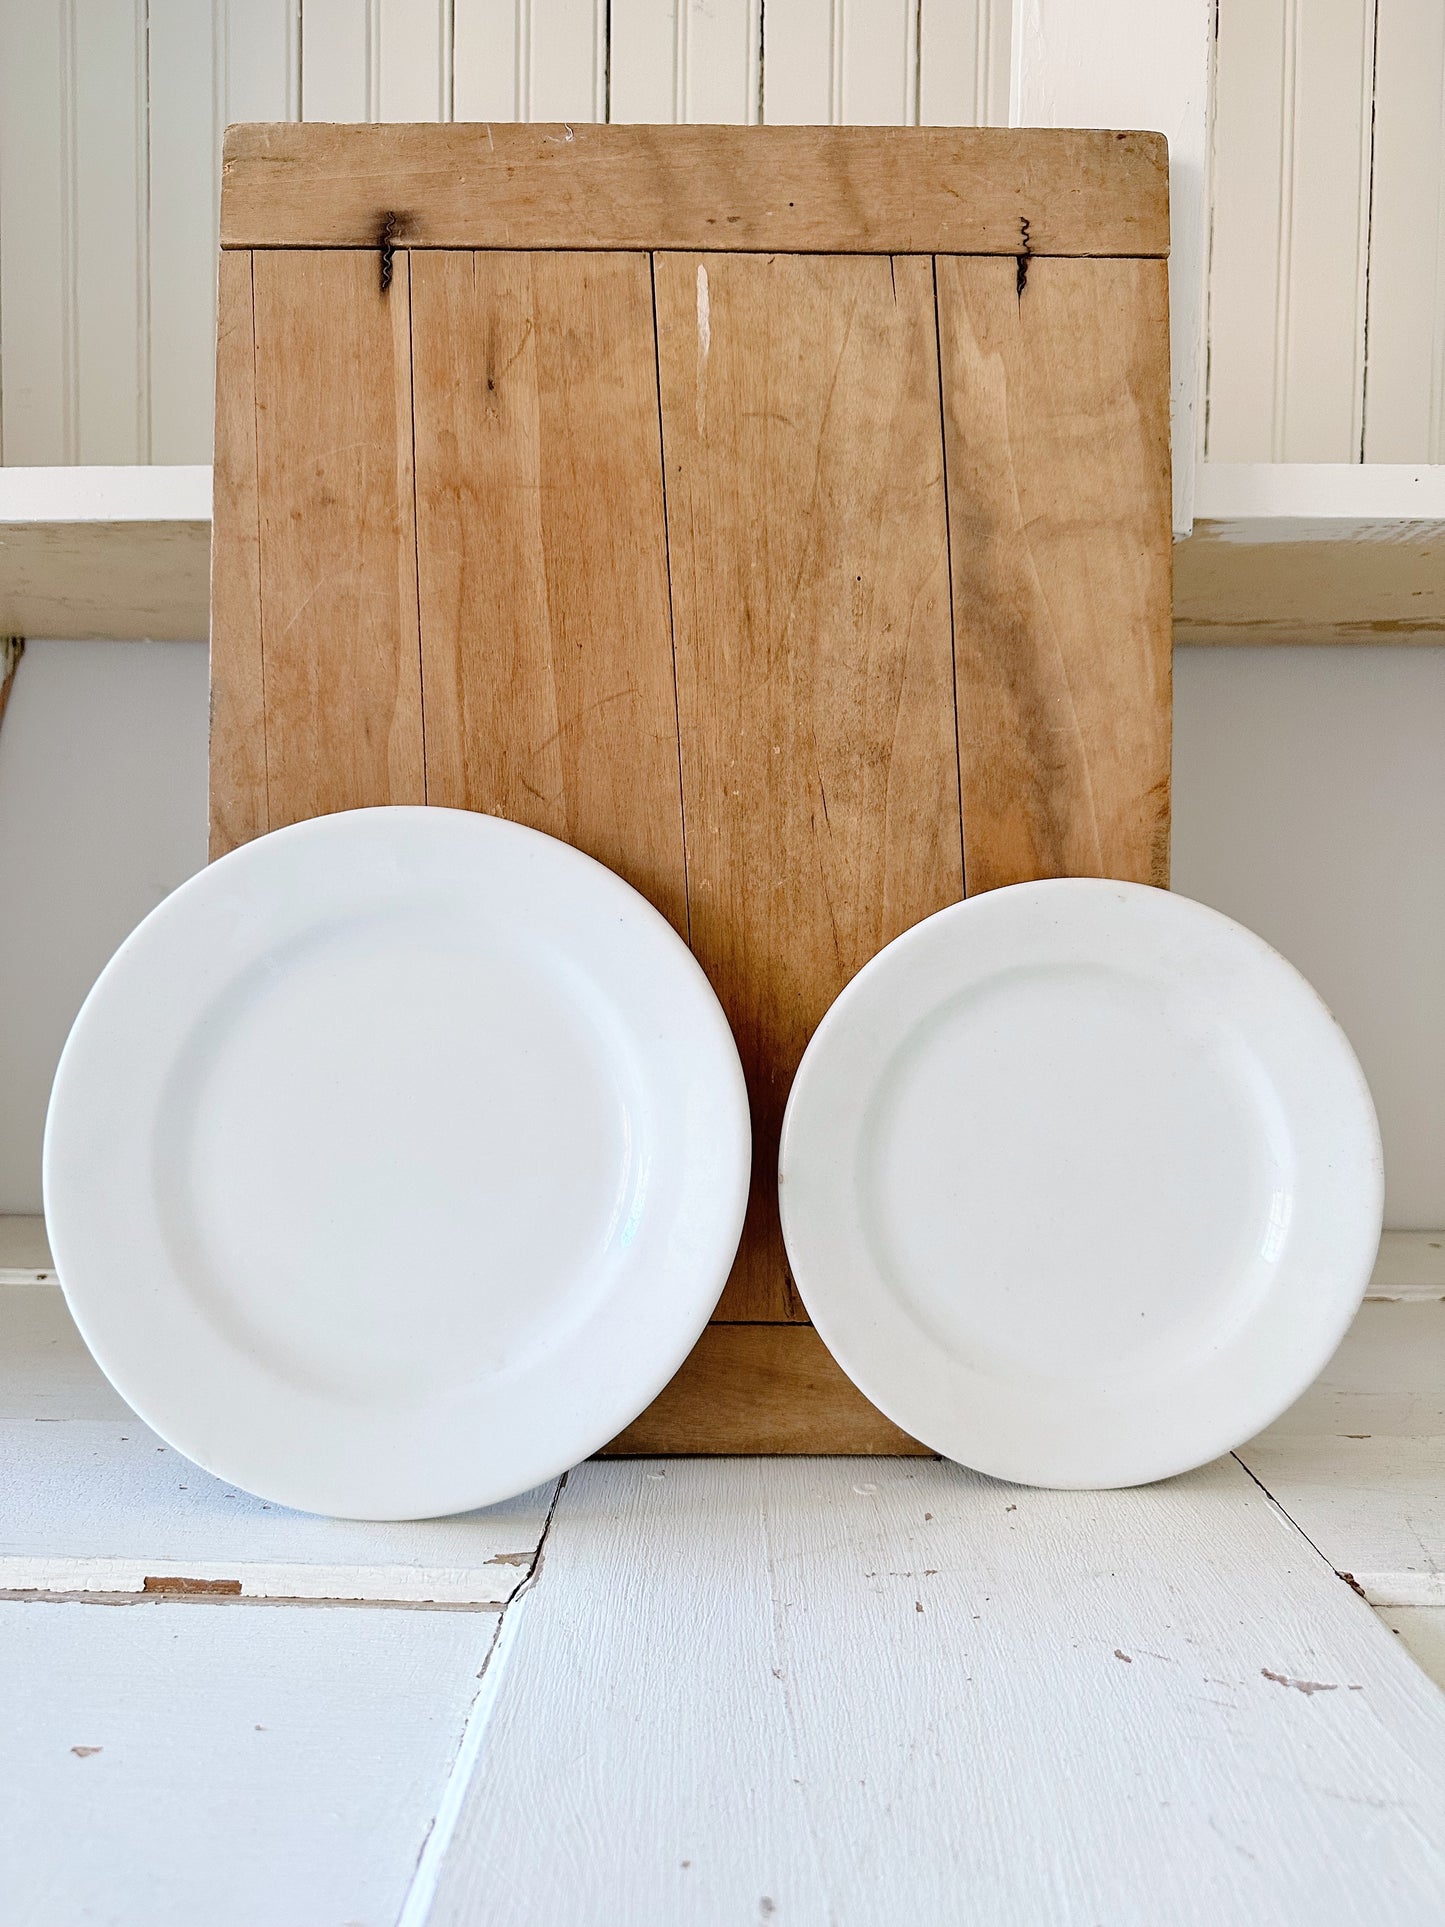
[0,522,211,641]
[0,1555,530,1608]
[1349,1571,1445,1610]
[600,1324,933,1456]
[1173,529,1445,644]
[219,123,1169,258]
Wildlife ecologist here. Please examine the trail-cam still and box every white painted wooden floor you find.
[1,1237,1443,1924]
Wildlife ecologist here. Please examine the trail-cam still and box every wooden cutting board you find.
[210,122,1173,1454]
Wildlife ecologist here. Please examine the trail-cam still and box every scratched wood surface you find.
[655,250,962,1320]
[425,1457,1445,1926]
[240,249,425,844]
[219,123,1172,259]
[936,254,1174,891]
[208,251,267,857]
[209,126,1173,1448]
[410,249,688,932]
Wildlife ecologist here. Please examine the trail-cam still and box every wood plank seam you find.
[401,247,430,804]
[929,252,968,894]
[393,1470,568,1927]
[648,250,692,946]
[246,250,272,834]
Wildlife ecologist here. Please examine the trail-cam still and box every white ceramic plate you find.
[779,879,1382,1488]
[45,807,750,1519]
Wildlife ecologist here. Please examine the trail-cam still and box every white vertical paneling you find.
[1205,0,1287,462]
[73,0,149,462]
[0,0,69,462]
[301,0,374,120]
[1207,0,1376,463]
[1362,0,1445,461]
[300,0,450,123]
[919,0,1011,126]
[149,2,298,465]
[379,0,454,118]
[221,0,301,121]
[526,0,607,118]
[147,3,218,464]
[453,0,520,115]
[454,0,604,120]
[764,0,917,125]
[762,0,837,122]
[1009,0,1212,537]
[610,0,761,124]
[840,0,917,124]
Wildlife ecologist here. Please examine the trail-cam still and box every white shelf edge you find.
[1191,462,1445,533]
[3,1217,1441,1299]
[0,464,212,526]
[0,462,1441,537]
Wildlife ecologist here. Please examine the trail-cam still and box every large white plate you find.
[779,880,1383,1488]
[44,808,750,1519]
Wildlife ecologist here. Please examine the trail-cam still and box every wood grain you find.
[937,254,1173,892]
[220,123,1171,258]
[248,248,425,835]
[410,250,687,932]
[209,250,267,856]
[427,1457,1445,1927]
[655,251,963,1321]
[600,1324,930,1456]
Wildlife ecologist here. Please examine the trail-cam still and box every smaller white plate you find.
[44,808,750,1519]
[779,880,1383,1488]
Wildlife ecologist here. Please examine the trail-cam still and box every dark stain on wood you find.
[142,1575,243,1596]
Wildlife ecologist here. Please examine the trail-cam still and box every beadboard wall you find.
[0,0,1442,1229]
[0,0,1012,467]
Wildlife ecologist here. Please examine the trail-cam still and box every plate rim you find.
[778,877,1384,1489]
[44,805,751,1519]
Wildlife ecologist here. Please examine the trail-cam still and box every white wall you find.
[0,644,1440,1228]
[0,642,209,1211]
[1172,647,1445,1230]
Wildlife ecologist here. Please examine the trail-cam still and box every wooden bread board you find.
[210,122,1173,1454]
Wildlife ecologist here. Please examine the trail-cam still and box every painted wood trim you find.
[0,524,210,642]
[1206,0,1376,467]
[1376,1605,1445,1689]
[1236,1298,1445,1610]
[0,463,211,642]
[1175,465,1445,645]
[1,1598,498,1926]
[0,1282,557,1605]
[425,1455,1445,1926]
[218,123,1170,256]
